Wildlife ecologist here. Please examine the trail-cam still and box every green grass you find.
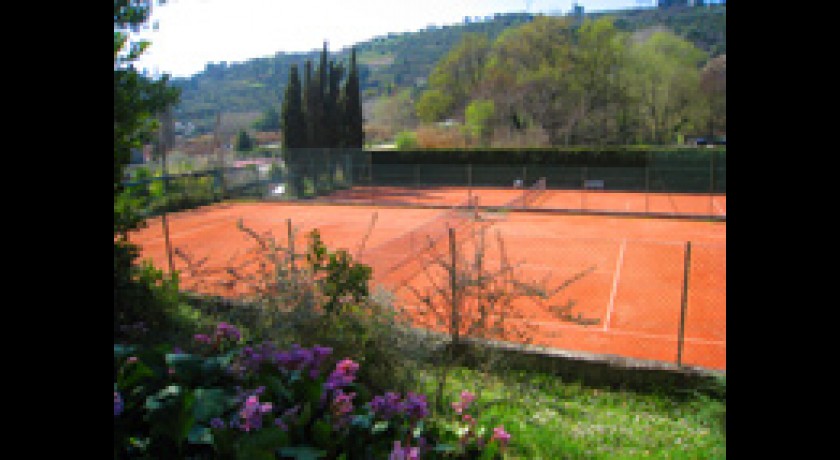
[413,365,726,459]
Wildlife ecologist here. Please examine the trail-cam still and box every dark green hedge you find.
[370,147,725,167]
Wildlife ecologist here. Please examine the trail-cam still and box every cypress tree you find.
[280,64,305,148]
[342,47,364,148]
[327,60,345,148]
[302,60,317,148]
[308,57,327,148]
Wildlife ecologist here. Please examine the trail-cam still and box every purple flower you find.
[237,394,274,432]
[369,391,428,422]
[403,392,429,420]
[325,358,359,391]
[369,392,403,420]
[114,391,124,417]
[210,418,226,429]
[193,333,212,345]
[331,390,356,428]
[388,441,419,460]
[215,322,241,342]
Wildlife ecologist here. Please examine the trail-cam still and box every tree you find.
[464,99,495,146]
[281,64,306,148]
[342,47,364,148]
[114,0,182,342]
[700,53,726,139]
[479,16,576,145]
[625,29,707,143]
[253,106,281,131]
[114,0,180,234]
[326,59,345,148]
[415,33,491,122]
[234,129,254,151]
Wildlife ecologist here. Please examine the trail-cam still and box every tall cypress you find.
[342,47,364,148]
[302,60,316,148]
[326,60,345,148]
[280,64,305,148]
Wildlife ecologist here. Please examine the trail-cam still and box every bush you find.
[114,327,513,459]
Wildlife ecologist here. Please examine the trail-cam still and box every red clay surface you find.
[130,201,725,371]
[322,185,726,217]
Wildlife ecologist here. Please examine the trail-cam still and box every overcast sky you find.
[131,0,659,78]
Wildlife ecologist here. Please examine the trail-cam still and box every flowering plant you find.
[115,323,511,459]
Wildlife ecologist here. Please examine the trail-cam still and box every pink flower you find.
[492,425,511,446]
[388,441,419,460]
[452,390,476,415]
[126,356,138,364]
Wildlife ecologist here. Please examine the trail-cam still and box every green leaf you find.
[235,427,289,460]
[114,344,137,360]
[350,413,372,430]
[312,419,333,448]
[165,353,203,379]
[371,420,389,434]
[479,440,500,459]
[433,443,458,453]
[145,384,182,411]
[118,361,155,390]
[192,388,231,422]
[277,446,327,460]
[187,426,213,445]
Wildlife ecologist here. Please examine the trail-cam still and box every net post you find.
[677,240,692,367]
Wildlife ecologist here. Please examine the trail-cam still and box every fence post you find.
[677,241,692,367]
[467,163,473,207]
[522,165,527,209]
[645,153,651,214]
[709,152,715,216]
[449,227,460,348]
[159,113,175,275]
[581,166,588,211]
[287,218,295,278]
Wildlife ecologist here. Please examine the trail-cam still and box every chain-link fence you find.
[121,148,725,219]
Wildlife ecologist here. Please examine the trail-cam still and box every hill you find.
[170,5,726,139]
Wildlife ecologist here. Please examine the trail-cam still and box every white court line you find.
[604,238,627,331]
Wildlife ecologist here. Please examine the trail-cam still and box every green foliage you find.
[394,131,418,149]
[171,7,724,139]
[464,99,495,146]
[114,332,510,459]
[281,64,306,149]
[253,106,281,131]
[235,129,255,151]
[305,229,372,315]
[415,89,454,123]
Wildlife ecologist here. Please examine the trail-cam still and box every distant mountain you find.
[171,5,725,137]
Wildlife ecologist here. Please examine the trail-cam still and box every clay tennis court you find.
[320,185,726,218]
[130,198,725,371]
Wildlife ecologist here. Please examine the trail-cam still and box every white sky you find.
[132,0,657,78]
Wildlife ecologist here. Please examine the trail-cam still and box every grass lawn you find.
[413,364,726,459]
